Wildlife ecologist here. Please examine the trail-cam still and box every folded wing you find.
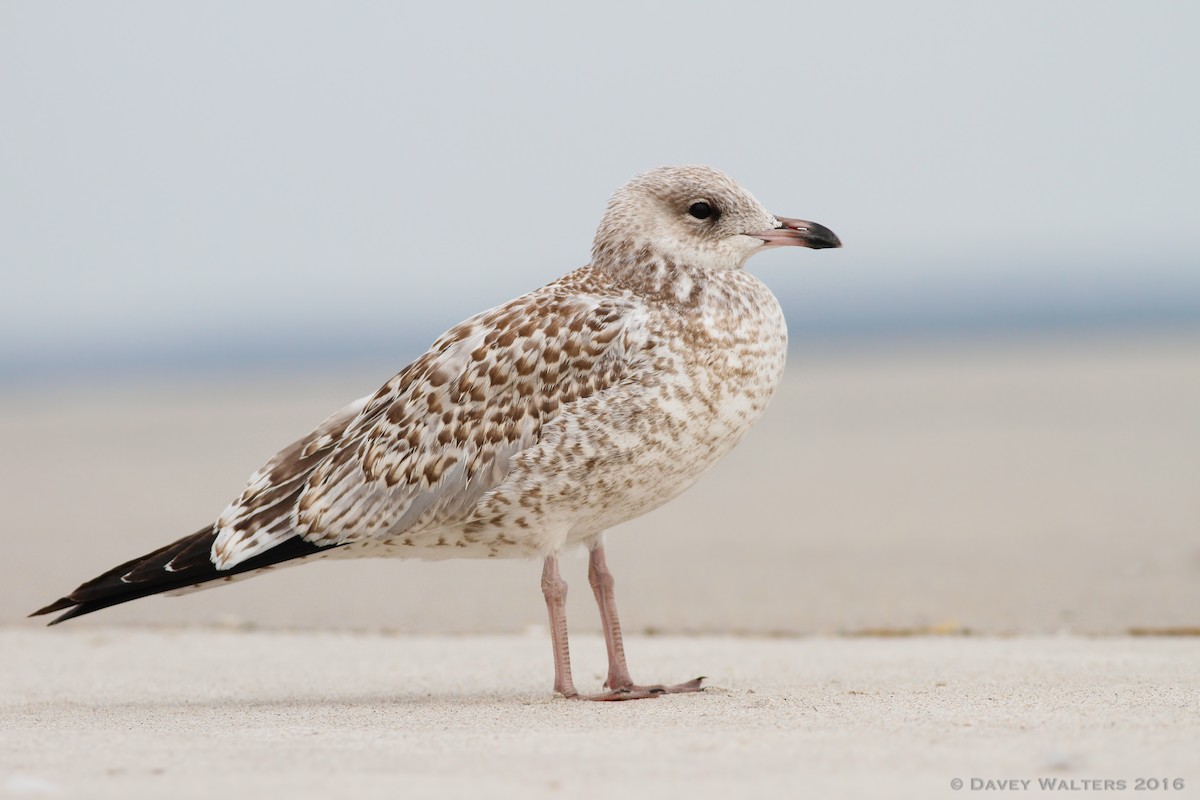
[214,285,647,567]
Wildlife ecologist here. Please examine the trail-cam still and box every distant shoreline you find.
[6,313,1199,388]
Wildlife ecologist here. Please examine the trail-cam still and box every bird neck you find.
[593,247,711,307]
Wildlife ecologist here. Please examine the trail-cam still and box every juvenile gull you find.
[32,165,841,700]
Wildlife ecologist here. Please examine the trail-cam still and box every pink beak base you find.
[748,216,842,249]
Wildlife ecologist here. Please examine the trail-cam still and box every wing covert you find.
[211,280,649,568]
[296,291,648,545]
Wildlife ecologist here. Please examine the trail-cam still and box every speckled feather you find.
[213,278,646,563]
[213,271,785,564]
[212,166,791,567]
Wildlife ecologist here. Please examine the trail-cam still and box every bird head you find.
[592,165,841,273]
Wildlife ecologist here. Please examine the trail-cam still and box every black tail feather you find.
[30,526,335,625]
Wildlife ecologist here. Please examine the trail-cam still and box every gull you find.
[32,165,840,700]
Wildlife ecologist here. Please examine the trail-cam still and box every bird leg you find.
[540,550,702,701]
[585,543,704,699]
[541,554,578,698]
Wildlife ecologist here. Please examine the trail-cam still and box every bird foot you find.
[564,677,705,702]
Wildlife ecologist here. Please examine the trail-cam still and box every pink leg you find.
[541,554,578,698]
[540,550,702,701]
[587,543,634,689]
[586,544,704,698]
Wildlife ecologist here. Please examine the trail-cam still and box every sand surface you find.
[3,333,1198,635]
[2,628,1197,799]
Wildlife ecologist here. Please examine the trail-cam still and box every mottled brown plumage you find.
[32,165,841,699]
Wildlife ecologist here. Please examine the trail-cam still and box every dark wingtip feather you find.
[29,597,75,618]
[46,602,107,626]
[32,526,336,625]
[45,610,76,626]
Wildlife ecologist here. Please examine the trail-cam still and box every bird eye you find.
[688,201,715,220]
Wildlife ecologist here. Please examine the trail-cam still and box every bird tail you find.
[29,526,334,625]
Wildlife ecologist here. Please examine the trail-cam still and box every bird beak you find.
[748,217,842,250]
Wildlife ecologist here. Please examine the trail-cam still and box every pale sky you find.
[3,1,1198,380]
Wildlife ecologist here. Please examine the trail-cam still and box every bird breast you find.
[549,268,789,544]
[649,268,789,469]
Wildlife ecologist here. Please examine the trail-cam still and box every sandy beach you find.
[2,333,1197,797]
[2,629,1197,799]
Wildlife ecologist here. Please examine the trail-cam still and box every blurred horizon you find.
[5,285,1199,387]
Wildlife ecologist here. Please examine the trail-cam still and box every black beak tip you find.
[804,222,842,249]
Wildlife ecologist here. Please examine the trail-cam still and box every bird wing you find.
[212,282,648,568]
[208,393,370,567]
